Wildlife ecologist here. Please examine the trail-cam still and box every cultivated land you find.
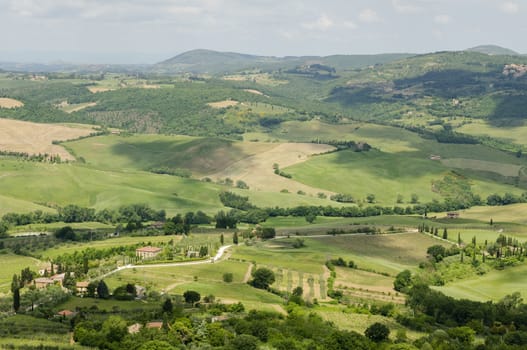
[0,97,23,108]
[209,142,336,195]
[0,118,95,161]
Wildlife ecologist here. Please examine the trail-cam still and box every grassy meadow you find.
[436,263,527,302]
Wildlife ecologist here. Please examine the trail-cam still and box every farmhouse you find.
[446,212,460,219]
[76,281,90,296]
[146,322,163,329]
[34,277,54,289]
[136,246,162,259]
[50,273,66,285]
[128,323,142,334]
[57,310,76,318]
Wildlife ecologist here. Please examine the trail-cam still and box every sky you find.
[0,0,526,64]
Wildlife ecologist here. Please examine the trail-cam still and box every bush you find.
[183,290,201,304]
[250,268,275,289]
[223,273,234,283]
[365,322,390,342]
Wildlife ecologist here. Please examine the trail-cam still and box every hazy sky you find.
[0,0,525,63]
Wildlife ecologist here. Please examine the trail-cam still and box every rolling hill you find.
[153,49,414,74]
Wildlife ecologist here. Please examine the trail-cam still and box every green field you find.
[285,147,525,206]
[66,134,274,175]
[0,254,43,293]
[0,158,225,216]
[39,234,183,260]
[436,263,527,301]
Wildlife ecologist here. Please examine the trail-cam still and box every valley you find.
[2,47,527,349]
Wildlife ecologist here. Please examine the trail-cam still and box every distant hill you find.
[466,45,519,56]
[153,49,414,74]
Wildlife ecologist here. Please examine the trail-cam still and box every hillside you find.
[466,44,520,56]
[153,49,413,74]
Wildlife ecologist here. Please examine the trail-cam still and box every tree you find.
[0,220,8,237]
[442,228,448,239]
[230,334,258,350]
[365,322,390,342]
[162,297,173,314]
[305,213,316,224]
[223,273,233,283]
[11,274,20,312]
[250,268,275,289]
[183,290,201,305]
[233,231,239,245]
[411,193,419,204]
[394,270,412,292]
[220,233,224,245]
[427,245,447,262]
[366,193,376,203]
[97,280,110,299]
[259,227,276,239]
[102,316,128,343]
[54,226,76,241]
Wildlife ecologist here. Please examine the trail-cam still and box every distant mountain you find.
[466,45,519,56]
[153,49,414,74]
[0,61,150,74]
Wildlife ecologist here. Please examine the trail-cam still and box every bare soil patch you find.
[244,89,267,96]
[88,86,114,93]
[58,101,97,114]
[0,98,24,108]
[207,100,239,108]
[208,142,336,196]
[0,118,95,161]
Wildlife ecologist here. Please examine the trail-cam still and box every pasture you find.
[0,193,55,216]
[458,119,527,147]
[209,142,335,195]
[285,147,525,206]
[0,158,224,215]
[66,134,274,175]
[0,118,95,161]
[436,263,527,301]
[0,254,42,294]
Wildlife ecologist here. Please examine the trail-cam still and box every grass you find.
[458,119,527,147]
[0,253,42,293]
[39,235,182,260]
[9,221,114,234]
[306,233,450,275]
[316,304,425,340]
[0,194,56,216]
[0,158,225,216]
[66,134,273,176]
[58,296,160,312]
[104,259,249,291]
[436,263,527,301]
[285,147,525,206]
[231,232,446,277]
[458,204,527,225]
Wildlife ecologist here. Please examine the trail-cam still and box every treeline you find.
[1,204,166,227]
[311,139,372,152]
[217,191,527,226]
[0,150,63,163]
[404,285,527,339]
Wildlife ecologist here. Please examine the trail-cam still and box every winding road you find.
[96,245,232,280]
